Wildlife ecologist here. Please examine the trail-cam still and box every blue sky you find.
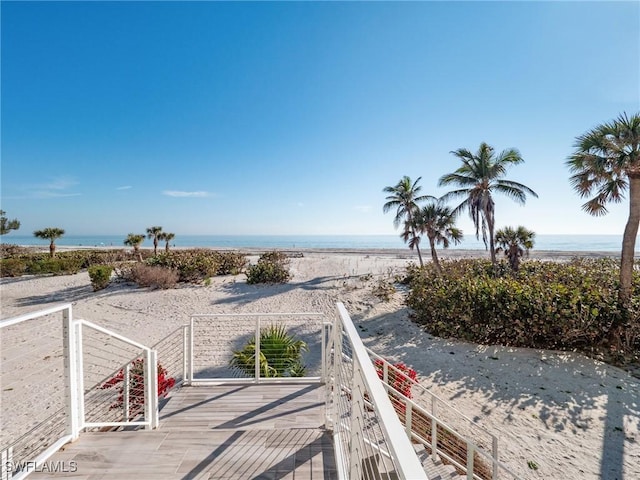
[1,1,638,237]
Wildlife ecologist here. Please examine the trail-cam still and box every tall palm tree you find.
[383,176,435,266]
[124,233,145,262]
[33,227,65,258]
[495,226,535,273]
[146,226,163,255]
[567,112,640,307]
[0,210,20,235]
[413,201,463,274]
[158,232,175,252]
[438,142,538,266]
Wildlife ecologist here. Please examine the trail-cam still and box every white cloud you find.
[163,190,211,198]
[116,185,132,190]
[33,191,82,198]
[354,205,372,213]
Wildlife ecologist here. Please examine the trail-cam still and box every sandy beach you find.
[1,249,638,479]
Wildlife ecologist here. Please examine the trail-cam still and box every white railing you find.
[329,302,428,480]
[185,313,326,384]
[0,305,159,480]
[369,352,520,480]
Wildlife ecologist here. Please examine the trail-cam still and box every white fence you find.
[185,313,326,384]
[0,304,158,480]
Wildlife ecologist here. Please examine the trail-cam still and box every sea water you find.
[2,234,638,252]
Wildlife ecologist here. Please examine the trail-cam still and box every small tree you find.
[33,227,65,258]
[124,233,145,261]
[495,226,535,273]
[383,176,435,266]
[146,226,163,255]
[0,210,20,235]
[158,232,175,252]
[413,201,463,274]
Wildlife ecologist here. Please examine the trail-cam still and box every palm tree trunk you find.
[428,236,442,274]
[415,242,424,267]
[165,242,170,253]
[49,240,55,258]
[619,174,640,307]
[487,213,497,266]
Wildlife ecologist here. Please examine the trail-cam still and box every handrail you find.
[0,303,73,329]
[334,302,428,480]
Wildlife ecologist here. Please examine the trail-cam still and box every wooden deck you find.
[30,383,337,479]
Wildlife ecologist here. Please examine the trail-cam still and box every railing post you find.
[383,361,389,384]
[467,442,475,480]
[189,318,195,384]
[75,320,85,432]
[62,306,80,441]
[1,447,13,480]
[150,350,159,428]
[405,402,413,438]
[492,436,499,480]
[321,319,326,384]
[182,325,188,385]
[431,417,438,462]
[349,361,363,480]
[123,362,130,421]
[254,317,261,383]
[333,317,342,435]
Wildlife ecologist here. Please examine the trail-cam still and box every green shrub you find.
[130,264,179,289]
[246,251,291,284]
[213,251,248,275]
[88,265,113,291]
[372,279,396,301]
[0,258,27,277]
[147,249,221,283]
[229,324,308,377]
[26,257,83,275]
[406,258,640,362]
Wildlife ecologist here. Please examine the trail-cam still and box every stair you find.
[413,443,466,480]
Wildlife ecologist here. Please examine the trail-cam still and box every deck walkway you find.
[30,383,337,479]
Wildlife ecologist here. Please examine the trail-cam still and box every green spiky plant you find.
[230,324,308,378]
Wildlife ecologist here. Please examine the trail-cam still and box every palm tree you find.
[158,232,175,252]
[567,112,640,306]
[495,226,535,273]
[33,227,65,257]
[0,210,20,235]
[413,201,463,274]
[146,226,163,255]
[383,176,435,266]
[230,324,308,378]
[124,233,145,261]
[438,142,538,266]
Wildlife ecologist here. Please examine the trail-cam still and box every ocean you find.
[1,234,638,252]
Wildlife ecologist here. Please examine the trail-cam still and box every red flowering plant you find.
[374,359,418,414]
[101,358,175,419]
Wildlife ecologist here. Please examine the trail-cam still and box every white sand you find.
[1,250,638,479]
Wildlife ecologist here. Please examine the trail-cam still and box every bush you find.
[406,258,640,363]
[372,279,396,301]
[213,251,248,275]
[26,257,83,275]
[129,264,179,289]
[246,251,291,284]
[0,258,27,277]
[147,249,221,283]
[88,264,113,291]
[100,359,175,419]
[230,324,308,377]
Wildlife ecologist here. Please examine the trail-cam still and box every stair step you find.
[413,443,466,479]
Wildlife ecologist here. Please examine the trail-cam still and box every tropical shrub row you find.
[0,247,136,277]
[146,249,248,282]
[405,258,640,363]
[246,251,291,284]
